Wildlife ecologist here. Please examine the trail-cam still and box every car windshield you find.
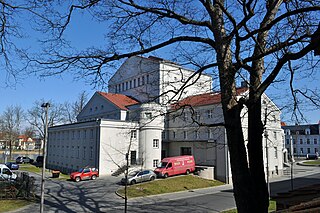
[157,162,168,168]
[78,168,84,173]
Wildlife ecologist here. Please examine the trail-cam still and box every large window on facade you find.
[314,138,318,144]
[207,109,213,118]
[274,147,278,158]
[181,147,192,155]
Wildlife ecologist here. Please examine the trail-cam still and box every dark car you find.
[5,162,19,170]
[36,156,44,163]
[15,156,34,164]
[306,154,318,160]
[121,169,156,185]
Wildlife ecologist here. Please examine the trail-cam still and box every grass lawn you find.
[117,175,224,198]
[0,200,34,213]
[302,159,320,165]
[222,200,276,213]
[19,164,70,180]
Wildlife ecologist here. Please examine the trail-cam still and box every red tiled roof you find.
[172,87,248,109]
[97,92,139,110]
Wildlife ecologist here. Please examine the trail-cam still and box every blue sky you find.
[0,4,319,125]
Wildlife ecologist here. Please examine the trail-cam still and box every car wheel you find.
[130,180,136,185]
[75,177,81,182]
[91,175,97,180]
[164,173,168,178]
[186,170,190,175]
[150,176,155,181]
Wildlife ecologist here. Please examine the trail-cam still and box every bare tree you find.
[2,1,320,212]
[63,91,88,123]
[1,105,24,159]
[27,100,65,139]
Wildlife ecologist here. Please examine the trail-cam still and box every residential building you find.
[282,123,320,158]
[47,56,284,182]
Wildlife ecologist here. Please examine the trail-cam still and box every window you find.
[307,139,310,144]
[138,78,140,86]
[90,146,93,159]
[173,131,176,139]
[306,129,310,135]
[145,112,152,119]
[314,138,318,144]
[131,151,137,165]
[134,79,136,87]
[90,129,94,139]
[307,148,311,154]
[273,132,277,139]
[300,148,303,154]
[315,148,318,154]
[129,80,132,89]
[183,131,188,139]
[300,139,303,144]
[274,147,278,158]
[142,76,145,85]
[286,139,289,145]
[183,112,188,121]
[194,130,199,139]
[181,147,192,155]
[153,159,159,167]
[207,110,213,118]
[194,112,200,121]
[131,130,137,139]
[146,75,149,83]
[153,139,159,148]
[77,146,80,158]
[293,148,296,153]
[293,139,296,144]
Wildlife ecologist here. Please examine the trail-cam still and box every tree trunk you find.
[247,95,269,212]
[224,103,255,213]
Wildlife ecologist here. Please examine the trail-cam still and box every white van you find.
[0,164,17,180]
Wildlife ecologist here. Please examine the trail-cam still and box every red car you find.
[70,167,99,182]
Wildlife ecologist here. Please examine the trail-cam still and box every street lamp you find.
[40,102,50,213]
[264,130,270,196]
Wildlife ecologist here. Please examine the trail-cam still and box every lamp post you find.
[40,102,50,213]
[264,130,270,196]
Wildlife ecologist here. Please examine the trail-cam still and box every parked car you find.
[5,162,19,170]
[0,164,17,180]
[36,156,44,163]
[306,154,318,160]
[121,169,156,185]
[154,155,195,178]
[70,167,99,182]
[15,156,34,164]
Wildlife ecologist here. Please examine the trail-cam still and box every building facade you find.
[282,123,320,158]
[47,56,284,182]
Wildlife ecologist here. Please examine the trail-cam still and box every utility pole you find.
[40,102,50,213]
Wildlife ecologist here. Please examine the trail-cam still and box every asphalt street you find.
[9,162,320,213]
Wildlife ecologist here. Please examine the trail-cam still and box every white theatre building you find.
[47,56,284,182]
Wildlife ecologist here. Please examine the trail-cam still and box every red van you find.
[154,155,195,178]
